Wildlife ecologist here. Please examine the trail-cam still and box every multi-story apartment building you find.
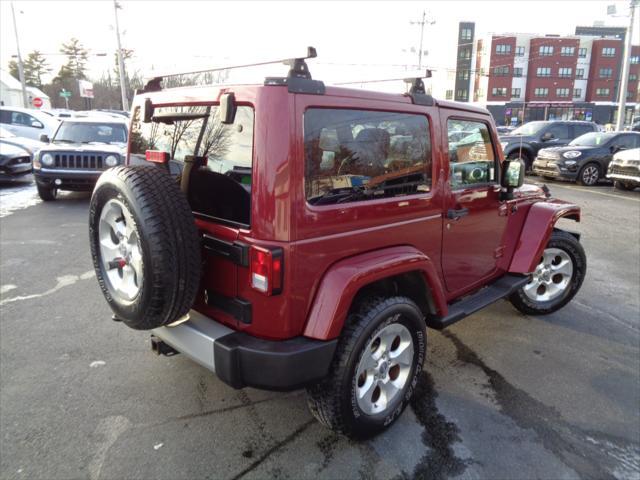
[449,22,640,126]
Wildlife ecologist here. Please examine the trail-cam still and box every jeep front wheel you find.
[306,297,426,439]
[36,183,57,201]
[509,230,586,315]
[89,166,201,330]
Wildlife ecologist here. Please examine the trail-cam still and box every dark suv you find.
[500,120,598,170]
[88,50,587,438]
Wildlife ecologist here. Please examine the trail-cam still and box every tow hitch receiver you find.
[150,335,180,356]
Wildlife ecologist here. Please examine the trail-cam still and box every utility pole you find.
[615,0,638,131]
[410,11,435,70]
[113,0,129,111]
[10,1,29,108]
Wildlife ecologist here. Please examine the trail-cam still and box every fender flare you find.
[505,144,534,160]
[509,200,580,274]
[303,246,447,340]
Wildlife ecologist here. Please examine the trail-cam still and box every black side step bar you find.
[427,274,530,330]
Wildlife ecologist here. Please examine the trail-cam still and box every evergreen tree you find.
[56,38,89,81]
[23,50,51,87]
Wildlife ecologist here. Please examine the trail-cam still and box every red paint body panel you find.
[303,246,447,340]
[128,82,581,342]
[509,200,580,273]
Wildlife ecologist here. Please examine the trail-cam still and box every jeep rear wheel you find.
[509,230,586,315]
[89,166,201,330]
[306,297,426,439]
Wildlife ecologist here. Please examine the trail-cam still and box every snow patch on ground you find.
[0,182,41,218]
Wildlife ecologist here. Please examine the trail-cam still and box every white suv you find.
[0,106,59,141]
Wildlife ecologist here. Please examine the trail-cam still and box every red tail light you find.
[145,150,169,164]
[250,246,283,295]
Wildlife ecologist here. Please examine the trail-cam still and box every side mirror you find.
[501,160,524,200]
[541,132,554,141]
[220,93,237,125]
[142,98,154,123]
[39,134,50,143]
[31,120,44,129]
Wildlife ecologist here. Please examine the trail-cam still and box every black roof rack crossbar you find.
[138,47,324,95]
[403,70,434,106]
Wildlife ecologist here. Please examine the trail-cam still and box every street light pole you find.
[10,1,29,108]
[615,0,638,131]
[113,0,129,111]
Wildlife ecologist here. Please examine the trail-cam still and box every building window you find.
[578,48,587,58]
[534,88,549,97]
[458,48,471,60]
[445,90,453,100]
[515,46,525,57]
[476,89,484,98]
[495,44,511,55]
[573,88,582,98]
[602,47,616,57]
[628,91,635,100]
[631,56,640,64]
[511,88,521,98]
[599,68,613,79]
[596,88,610,96]
[491,87,507,97]
[556,88,570,97]
[493,66,509,77]
[461,28,472,41]
[537,67,551,77]
[539,45,554,56]
[513,67,523,77]
[576,68,585,79]
[558,67,573,78]
[457,69,470,80]
[456,89,468,100]
[561,46,575,56]
[630,73,638,81]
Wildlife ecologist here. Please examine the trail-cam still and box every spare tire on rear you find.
[89,165,201,330]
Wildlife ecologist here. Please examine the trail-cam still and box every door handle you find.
[447,207,469,220]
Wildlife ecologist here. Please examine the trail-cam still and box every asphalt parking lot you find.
[1,176,639,480]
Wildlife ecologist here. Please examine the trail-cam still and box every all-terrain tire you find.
[509,230,586,315]
[614,180,633,191]
[89,165,201,330]
[37,183,57,201]
[306,297,426,439]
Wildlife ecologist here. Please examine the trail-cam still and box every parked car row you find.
[498,119,640,190]
[0,106,129,191]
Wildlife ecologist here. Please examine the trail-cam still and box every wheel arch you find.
[303,246,447,340]
[509,200,581,274]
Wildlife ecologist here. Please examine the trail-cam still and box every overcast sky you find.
[1,0,637,92]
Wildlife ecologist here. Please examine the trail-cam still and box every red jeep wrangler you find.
[88,50,586,438]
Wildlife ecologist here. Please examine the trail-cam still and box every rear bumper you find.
[152,309,337,391]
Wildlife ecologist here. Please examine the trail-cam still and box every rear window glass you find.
[304,109,432,205]
[130,104,254,226]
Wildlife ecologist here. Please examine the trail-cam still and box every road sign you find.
[59,90,72,98]
[32,97,43,108]
[79,80,94,99]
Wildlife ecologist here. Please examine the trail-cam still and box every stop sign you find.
[32,97,43,108]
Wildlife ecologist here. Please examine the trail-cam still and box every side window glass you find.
[0,110,12,124]
[573,125,593,138]
[546,124,569,139]
[447,119,496,189]
[616,135,636,149]
[304,109,432,205]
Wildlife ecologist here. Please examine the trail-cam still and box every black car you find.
[500,121,598,170]
[33,118,128,201]
[532,131,640,186]
[0,142,32,180]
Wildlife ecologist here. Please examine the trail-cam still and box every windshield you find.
[569,132,614,147]
[510,122,548,136]
[54,122,128,144]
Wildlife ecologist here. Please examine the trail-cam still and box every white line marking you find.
[88,416,131,480]
[0,270,94,306]
[90,361,106,368]
[550,184,640,202]
[0,284,17,295]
